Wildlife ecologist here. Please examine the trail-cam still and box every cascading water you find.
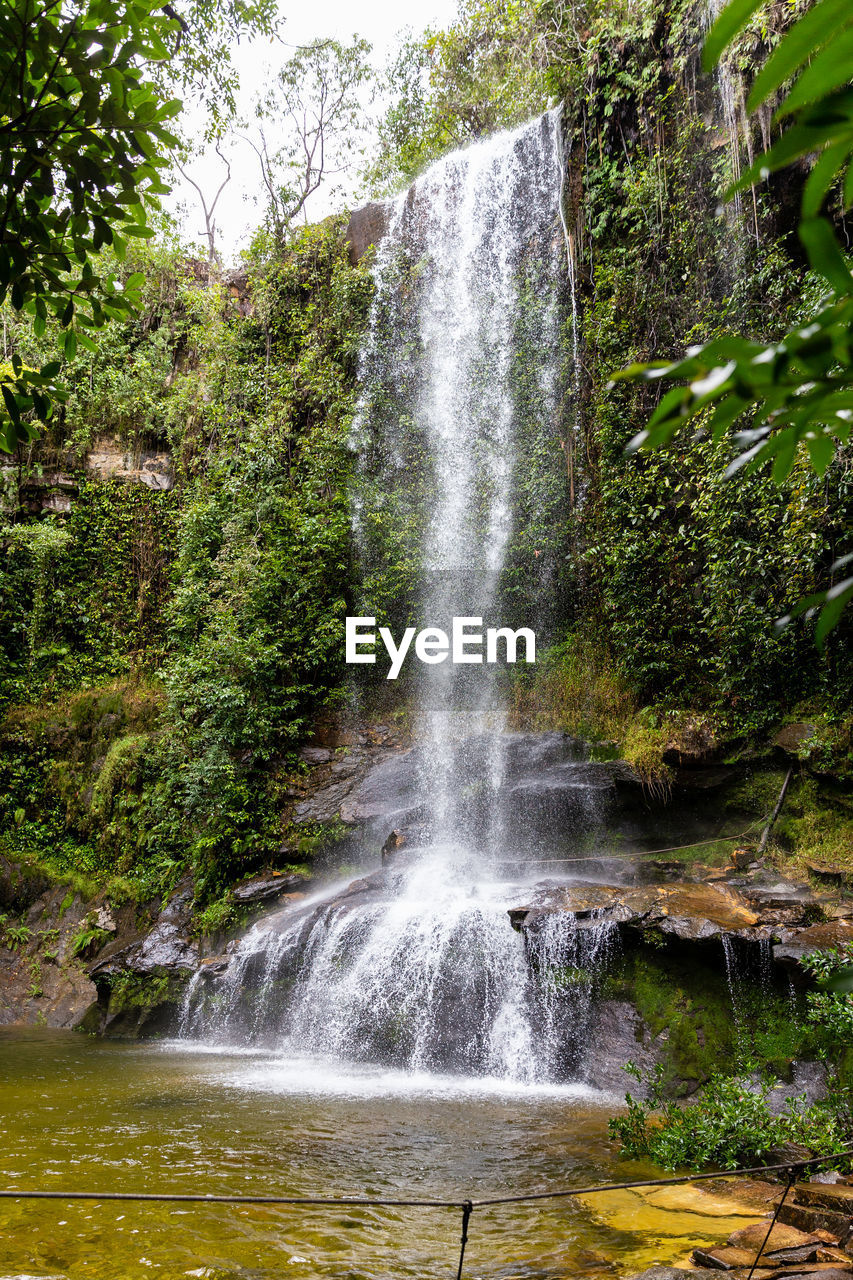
[353,106,571,844]
[181,112,615,1087]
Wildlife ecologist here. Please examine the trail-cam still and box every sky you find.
[166,0,460,262]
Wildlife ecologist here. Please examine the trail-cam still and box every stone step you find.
[795,1185,853,1217]
[729,1223,833,1254]
[779,1203,851,1244]
[693,1245,757,1269]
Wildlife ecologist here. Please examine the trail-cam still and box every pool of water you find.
[0,1030,758,1280]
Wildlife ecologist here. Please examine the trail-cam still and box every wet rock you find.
[232,873,309,906]
[338,751,422,826]
[584,999,658,1094]
[740,1062,828,1114]
[381,829,406,863]
[91,881,198,978]
[293,745,416,827]
[793,1185,853,1217]
[299,746,332,764]
[778,1205,851,1244]
[628,1267,731,1280]
[773,920,853,967]
[692,1244,757,1268]
[509,880,762,940]
[770,1272,853,1280]
[728,1223,827,1254]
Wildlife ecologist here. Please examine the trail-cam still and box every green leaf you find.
[747,0,853,111]
[1,385,22,423]
[816,577,853,646]
[802,141,853,218]
[823,965,853,994]
[780,28,853,118]
[799,218,853,294]
[702,0,766,72]
[806,433,835,475]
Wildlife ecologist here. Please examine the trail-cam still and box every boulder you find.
[232,873,308,906]
[728,1223,826,1253]
[91,880,198,978]
[773,723,817,754]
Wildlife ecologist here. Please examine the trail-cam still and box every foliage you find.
[248,38,374,246]
[3,922,32,952]
[508,633,638,741]
[611,944,853,1170]
[368,0,852,730]
[107,968,182,1014]
[192,891,237,937]
[1,483,178,705]
[615,0,853,640]
[0,0,181,451]
[610,1063,851,1170]
[366,0,550,192]
[0,220,372,899]
[801,945,853,1037]
[0,0,281,453]
[70,921,111,957]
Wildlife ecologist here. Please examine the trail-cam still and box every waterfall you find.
[353,107,570,850]
[181,855,616,1084]
[180,113,611,1087]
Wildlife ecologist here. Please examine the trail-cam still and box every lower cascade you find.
[180,846,617,1084]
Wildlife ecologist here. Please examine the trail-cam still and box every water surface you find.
[0,1031,758,1280]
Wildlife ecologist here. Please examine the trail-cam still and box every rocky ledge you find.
[630,1172,853,1280]
[508,874,853,960]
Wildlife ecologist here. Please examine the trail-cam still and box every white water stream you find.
[181,112,612,1089]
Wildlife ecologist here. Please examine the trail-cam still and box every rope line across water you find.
[495,824,765,867]
[3,1147,852,1279]
[2,1145,851,1208]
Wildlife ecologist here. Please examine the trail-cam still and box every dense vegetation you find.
[1,222,372,898]
[1,0,852,895]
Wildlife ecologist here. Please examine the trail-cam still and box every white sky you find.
[166,0,460,262]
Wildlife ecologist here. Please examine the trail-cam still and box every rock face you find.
[584,999,660,1094]
[231,872,308,906]
[0,872,101,1029]
[297,732,644,858]
[346,200,392,262]
[2,438,174,517]
[92,881,199,980]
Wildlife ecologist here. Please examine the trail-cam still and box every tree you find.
[365,0,550,194]
[246,37,373,247]
[615,0,853,639]
[0,0,279,455]
[175,142,233,275]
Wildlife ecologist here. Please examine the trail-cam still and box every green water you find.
[0,1030,752,1280]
